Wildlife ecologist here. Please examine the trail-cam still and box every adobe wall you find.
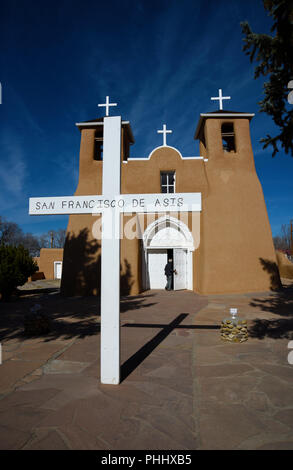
[61,129,102,296]
[121,219,141,295]
[121,149,205,294]
[61,214,101,296]
[62,137,206,296]
[196,118,280,294]
[61,116,279,297]
[276,250,293,279]
[121,146,208,196]
[38,248,64,280]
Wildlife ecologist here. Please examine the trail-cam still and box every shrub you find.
[0,244,38,300]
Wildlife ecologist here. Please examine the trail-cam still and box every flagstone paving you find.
[0,280,292,449]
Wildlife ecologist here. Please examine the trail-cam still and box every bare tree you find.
[20,233,41,257]
[38,233,51,249]
[0,216,40,256]
[38,229,66,249]
[273,224,292,252]
[280,224,291,251]
[0,216,66,254]
[0,216,23,245]
[54,229,66,248]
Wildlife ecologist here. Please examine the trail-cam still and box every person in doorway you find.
[164,258,177,291]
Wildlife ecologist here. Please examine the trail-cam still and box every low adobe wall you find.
[38,248,64,280]
[276,250,293,279]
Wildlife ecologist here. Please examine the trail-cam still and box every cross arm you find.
[29,193,202,215]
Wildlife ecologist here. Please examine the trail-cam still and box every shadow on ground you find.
[121,314,220,382]
[0,288,157,342]
[121,313,189,381]
[249,280,293,340]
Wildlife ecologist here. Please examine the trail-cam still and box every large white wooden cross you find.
[29,103,201,385]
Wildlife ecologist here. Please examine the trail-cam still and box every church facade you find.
[60,104,280,297]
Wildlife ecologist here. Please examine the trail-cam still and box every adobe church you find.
[60,90,280,297]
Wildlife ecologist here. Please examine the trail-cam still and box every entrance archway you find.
[142,216,195,291]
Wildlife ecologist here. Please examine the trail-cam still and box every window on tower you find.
[221,123,236,152]
[94,136,103,160]
[123,136,130,161]
[160,171,175,193]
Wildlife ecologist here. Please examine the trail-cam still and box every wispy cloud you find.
[7,84,44,135]
[0,132,28,220]
[0,135,27,197]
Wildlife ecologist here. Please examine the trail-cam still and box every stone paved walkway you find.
[0,281,292,449]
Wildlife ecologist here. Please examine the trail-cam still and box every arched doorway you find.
[142,216,195,291]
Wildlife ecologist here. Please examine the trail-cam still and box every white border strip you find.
[75,120,130,127]
[126,145,207,161]
[200,113,255,118]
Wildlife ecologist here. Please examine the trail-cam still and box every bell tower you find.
[60,113,134,297]
[194,106,280,294]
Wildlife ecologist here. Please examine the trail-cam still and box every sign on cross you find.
[29,107,201,385]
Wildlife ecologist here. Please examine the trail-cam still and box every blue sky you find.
[0,0,292,237]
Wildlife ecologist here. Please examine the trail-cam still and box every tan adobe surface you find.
[61,113,279,296]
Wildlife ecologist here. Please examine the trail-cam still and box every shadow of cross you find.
[120,313,220,382]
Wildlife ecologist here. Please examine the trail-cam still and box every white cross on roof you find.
[210,89,231,110]
[98,96,118,116]
[157,124,172,146]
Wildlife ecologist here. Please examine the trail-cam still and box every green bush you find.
[0,244,38,300]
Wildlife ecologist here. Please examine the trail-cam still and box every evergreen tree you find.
[0,244,38,300]
[241,0,293,157]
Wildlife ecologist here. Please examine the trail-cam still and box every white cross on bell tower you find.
[157,124,172,146]
[210,89,231,110]
[98,96,118,117]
